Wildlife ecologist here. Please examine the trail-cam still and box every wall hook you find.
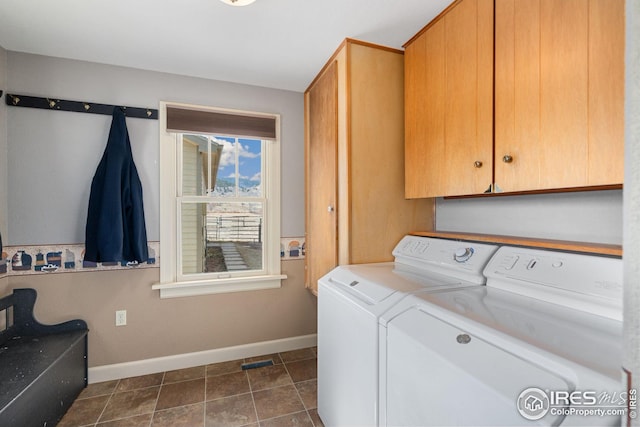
[5,93,158,119]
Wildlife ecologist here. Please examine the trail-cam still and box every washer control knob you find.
[454,247,474,263]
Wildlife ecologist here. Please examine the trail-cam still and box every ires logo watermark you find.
[517,387,636,421]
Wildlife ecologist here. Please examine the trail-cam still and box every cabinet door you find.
[495,0,624,192]
[305,61,338,293]
[405,16,447,198]
[405,0,493,198]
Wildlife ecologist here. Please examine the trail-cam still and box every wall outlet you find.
[115,310,127,326]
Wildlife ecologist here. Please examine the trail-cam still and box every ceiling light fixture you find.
[219,0,256,6]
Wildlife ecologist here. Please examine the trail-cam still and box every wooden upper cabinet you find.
[494,0,624,192]
[304,61,338,295]
[406,0,624,198]
[405,0,494,198]
[305,39,434,294]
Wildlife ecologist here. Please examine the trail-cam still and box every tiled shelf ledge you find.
[411,231,622,257]
[1,242,160,277]
[0,237,305,278]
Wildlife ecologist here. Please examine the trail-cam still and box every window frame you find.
[154,101,285,298]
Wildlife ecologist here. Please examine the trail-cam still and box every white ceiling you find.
[0,0,452,92]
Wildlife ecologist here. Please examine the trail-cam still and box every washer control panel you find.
[484,246,622,320]
[392,236,499,284]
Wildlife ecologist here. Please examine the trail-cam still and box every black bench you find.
[0,288,88,426]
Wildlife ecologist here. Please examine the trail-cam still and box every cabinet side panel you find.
[305,61,339,291]
[588,0,624,185]
[349,43,434,264]
[336,48,350,266]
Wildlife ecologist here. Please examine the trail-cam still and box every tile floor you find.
[58,347,323,427]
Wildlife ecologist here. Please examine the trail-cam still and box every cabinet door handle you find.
[327,205,334,213]
[502,155,513,163]
[474,161,483,168]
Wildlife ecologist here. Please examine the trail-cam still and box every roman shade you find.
[166,106,277,140]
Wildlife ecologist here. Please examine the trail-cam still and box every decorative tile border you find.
[0,237,304,278]
[0,242,159,277]
[281,237,305,260]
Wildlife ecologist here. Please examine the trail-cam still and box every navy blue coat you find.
[85,107,148,263]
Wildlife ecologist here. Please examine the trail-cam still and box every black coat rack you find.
[5,93,158,120]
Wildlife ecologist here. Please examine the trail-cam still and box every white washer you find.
[317,236,499,427]
[379,246,624,426]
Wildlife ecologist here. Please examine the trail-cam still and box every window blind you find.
[166,106,277,140]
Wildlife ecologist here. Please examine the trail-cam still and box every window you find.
[154,102,285,298]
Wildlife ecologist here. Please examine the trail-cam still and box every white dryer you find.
[317,236,499,427]
[379,245,624,426]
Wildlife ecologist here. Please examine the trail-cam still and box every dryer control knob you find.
[454,247,474,263]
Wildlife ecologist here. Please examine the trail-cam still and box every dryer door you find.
[384,308,569,426]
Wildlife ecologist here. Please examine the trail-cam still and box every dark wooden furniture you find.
[0,288,88,426]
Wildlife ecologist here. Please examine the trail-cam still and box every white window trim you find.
[153,101,285,298]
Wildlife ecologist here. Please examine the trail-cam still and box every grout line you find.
[280,354,314,425]
[148,372,165,427]
[245,361,261,425]
[203,367,208,425]
[93,378,120,426]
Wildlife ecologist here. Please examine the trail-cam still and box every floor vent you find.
[241,359,274,370]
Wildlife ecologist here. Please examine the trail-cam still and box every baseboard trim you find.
[88,334,317,384]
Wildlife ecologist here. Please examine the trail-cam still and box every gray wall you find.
[624,0,640,413]
[6,52,305,245]
[436,190,623,245]
[1,51,317,369]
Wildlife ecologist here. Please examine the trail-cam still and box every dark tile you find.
[206,371,250,400]
[99,387,160,422]
[279,348,315,363]
[164,365,206,383]
[116,372,164,391]
[308,409,325,427]
[206,359,244,377]
[285,358,317,383]
[78,380,119,398]
[247,364,293,391]
[295,380,317,410]
[253,385,305,421]
[156,378,205,410]
[205,394,257,427]
[244,353,283,365]
[97,413,153,427]
[151,402,205,427]
[58,395,110,426]
[259,410,314,427]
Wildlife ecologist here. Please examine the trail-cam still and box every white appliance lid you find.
[386,307,570,426]
[392,287,623,381]
[323,262,475,305]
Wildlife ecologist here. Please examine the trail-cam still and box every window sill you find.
[152,274,287,299]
